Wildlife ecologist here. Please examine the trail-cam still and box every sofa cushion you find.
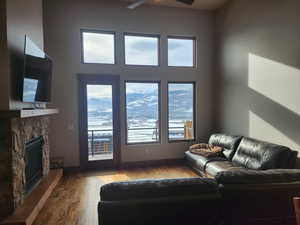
[208,134,242,160]
[215,169,300,185]
[100,178,218,201]
[185,150,227,172]
[205,161,246,177]
[232,137,295,170]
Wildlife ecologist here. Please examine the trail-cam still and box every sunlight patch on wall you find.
[249,111,299,151]
[248,53,300,116]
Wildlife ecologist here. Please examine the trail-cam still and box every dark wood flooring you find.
[32,165,199,225]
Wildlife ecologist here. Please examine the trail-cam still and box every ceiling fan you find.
[127,0,194,9]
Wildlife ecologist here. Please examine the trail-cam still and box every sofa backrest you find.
[232,137,297,170]
[215,169,300,185]
[100,178,218,201]
[209,134,242,160]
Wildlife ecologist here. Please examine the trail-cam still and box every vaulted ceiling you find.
[122,0,229,10]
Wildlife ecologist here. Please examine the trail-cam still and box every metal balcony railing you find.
[88,129,113,157]
[88,126,186,156]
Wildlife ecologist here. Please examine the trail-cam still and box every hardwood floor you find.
[32,165,199,225]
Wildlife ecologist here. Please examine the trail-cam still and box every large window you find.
[168,82,195,141]
[124,34,159,66]
[82,31,115,64]
[125,82,160,144]
[168,37,195,67]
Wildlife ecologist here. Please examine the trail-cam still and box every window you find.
[82,31,115,64]
[125,34,159,66]
[168,37,195,67]
[168,82,195,141]
[125,82,160,144]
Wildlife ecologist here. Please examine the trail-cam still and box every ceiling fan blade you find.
[127,0,148,9]
[176,0,194,5]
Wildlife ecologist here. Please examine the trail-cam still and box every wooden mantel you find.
[0,109,59,119]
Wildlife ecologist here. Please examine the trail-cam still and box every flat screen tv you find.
[21,36,53,103]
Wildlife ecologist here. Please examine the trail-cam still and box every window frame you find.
[167,81,196,143]
[123,32,161,67]
[124,80,161,145]
[80,29,117,65]
[167,35,197,68]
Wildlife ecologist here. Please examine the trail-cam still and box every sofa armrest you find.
[100,177,218,201]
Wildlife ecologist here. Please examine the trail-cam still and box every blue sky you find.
[83,32,193,66]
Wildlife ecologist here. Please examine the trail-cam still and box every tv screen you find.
[22,36,53,103]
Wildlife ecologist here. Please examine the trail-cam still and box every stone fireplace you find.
[0,116,50,220]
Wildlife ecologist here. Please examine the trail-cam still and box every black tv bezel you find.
[21,35,53,103]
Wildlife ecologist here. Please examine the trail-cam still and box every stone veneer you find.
[0,116,50,220]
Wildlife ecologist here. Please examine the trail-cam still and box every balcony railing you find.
[88,126,186,155]
[168,126,191,140]
[88,129,113,157]
[127,127,159,143]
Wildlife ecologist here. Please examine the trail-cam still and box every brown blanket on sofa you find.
[189,143,223,158]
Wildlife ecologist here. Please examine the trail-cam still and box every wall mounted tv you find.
[21,36,53,103]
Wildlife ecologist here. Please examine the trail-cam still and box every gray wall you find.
[0,0,44,110]
[44,0,216,167]
[216,0,300,158]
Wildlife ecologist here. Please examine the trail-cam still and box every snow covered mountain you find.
[88,89,193,121]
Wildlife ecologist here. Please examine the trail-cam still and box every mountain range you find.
[88,89,193,121]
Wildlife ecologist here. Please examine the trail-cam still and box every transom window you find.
[124,34,159,66]
[168,82,195,141]
[82,31,115,64]
[168,37,195,67]
[125,82,160,144]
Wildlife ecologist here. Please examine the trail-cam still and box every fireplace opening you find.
[25,136,44,193]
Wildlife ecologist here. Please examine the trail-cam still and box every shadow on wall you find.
[248,54,300,117]
[247,53,300,161]
[248,89,300,148]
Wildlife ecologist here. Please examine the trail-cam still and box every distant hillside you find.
[88,89,193,120]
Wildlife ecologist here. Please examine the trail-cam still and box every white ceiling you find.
[122,0,229,10]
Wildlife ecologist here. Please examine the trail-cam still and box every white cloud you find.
[168,83,193,92]
[83,32,115,64]
[125,36,158,66]
[168,38,194,67]
[126,82,158,94]
[87,85,112,98]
